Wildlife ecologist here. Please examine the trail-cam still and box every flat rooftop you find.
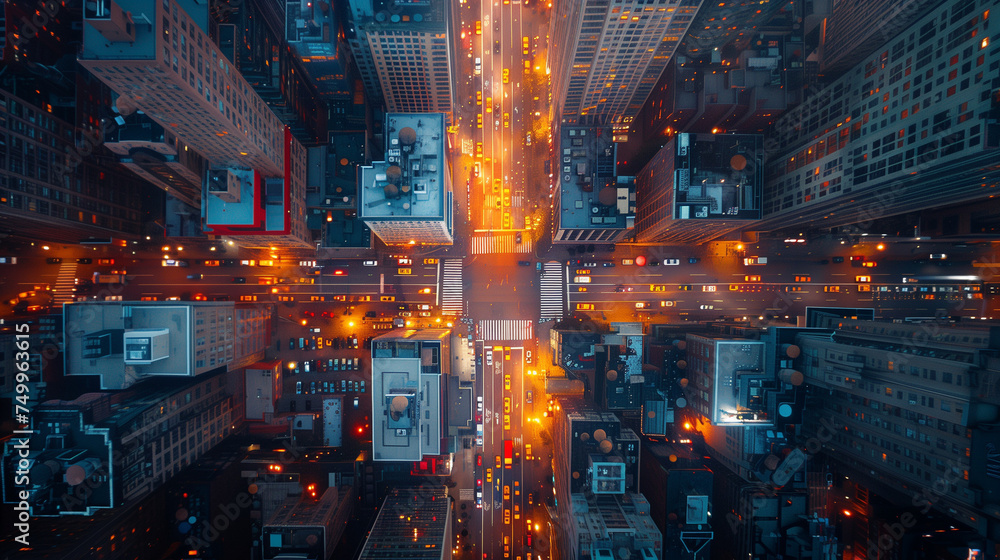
[557,127,633,230]
[359,113,447,221]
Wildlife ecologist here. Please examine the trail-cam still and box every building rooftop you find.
[557,127,634,231]
[359,113,448,220]
[358,485,451,560]
[370,328,450,462]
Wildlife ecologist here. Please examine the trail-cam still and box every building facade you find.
[758,0,1000,233]
[0,89,148,242]
[548,0,702,131]
[345,0,455,117]
[79,0,311,247]
[358,485,452,560]
[796,317,1000,541]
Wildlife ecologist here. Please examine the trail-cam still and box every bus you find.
[503,440,513,469]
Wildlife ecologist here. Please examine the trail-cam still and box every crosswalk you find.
[440,259,464,315]
[51,262,79,307]
[478,319,533,342]
[539,261,565,321]
[471,233,532,255]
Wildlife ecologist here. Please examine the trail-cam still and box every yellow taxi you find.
[496,455,501,469]
[522,36,529,55]
[504,509,511,525]
[856,275,871,283]
[423,258,439,264]
[650,284,667,292]
[503,112,509,128]
[486,97,493,113]
[502,68,509,83]
[504,397,512,413]
[486,468,493,483]
[504,485,510,500]
[476,91,482,105]
[494,178,501,193]
[398,268,412,275]
[476,142,483,158]
[504,373,511,390]
[476,113,483,128]
[475,20,482,34]
[514,480,520,496]
[503,414,510,430]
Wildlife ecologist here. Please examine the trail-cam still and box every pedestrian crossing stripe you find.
[478,319,533,342]
[440,259,464,315]
[539,261,565,321]
[471,234,531,255]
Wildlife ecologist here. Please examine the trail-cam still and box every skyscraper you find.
[548,0,702,131]
[345,0,456,117]
[796,317,1000,540]
[79,0,311,247]
[757,0,1000,233]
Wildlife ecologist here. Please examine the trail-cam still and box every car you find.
[363,260,378,266]
[75,258,91,264]
[46,257,62,264]
[504,397,512,413]
[824,286,842,292]
[702,285,717,292]
[304,361,310,373]
[526,350,532,364]
[289,338,296,350]
[660,300,675,307]
[97,259,114,265]
[187,273,203,280]
[621,259,634,265]
[296,381,302,394]
[832,256,845,263]
[475,20,481,34]
[601,262,615,267]
[744,275,761,282]
[930,253,948,260]
[856,275,872,282]
[688,257,700,264]
[730,284,740,291]
[504,374,511,390]
[503,112,510,128]
[504,509,511,525]
[476,113,483,128]
[575,269,591,275]
[504,484,510,500]
[862,261,878,268]
[398,257,412,265]
[794,275,812,282]
[576,303,594,310]
[785,286,804,292]
[663,258,680,265]
[573,276,592,283]
[495,40,501,53]
[526,390,533,404]
[504,414,510,430]
[850,256,865,267]
[522,36,530,54]
[398,268,411,275]
[635,302,650,309]
[528,493,533,505]
[649,284,667,292]
[502,68,509,83]
[700,304,715,310]
[514,504,520,520]
[679,285,692,291]
[162,259,188,267]
[239,295,257,301]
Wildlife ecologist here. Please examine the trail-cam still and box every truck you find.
[93,272,124,284]
[503,440,513,469]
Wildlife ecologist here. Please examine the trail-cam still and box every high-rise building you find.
[245,360,282,422]
[370,328,451,462]
[359,113,453,245]
[0,88,149,242]
[358,485,452,560]
[79,0,311,247]
[344,0,455,117]
[548,0,702,130]
[1,369,244,517]
[262,486,356,560]
[634,133,763,243]
[757,0,1000,233]
[552,126,635,243]
[63,300,270,390]
[816,0,943,77]
[795,317,1000,541]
